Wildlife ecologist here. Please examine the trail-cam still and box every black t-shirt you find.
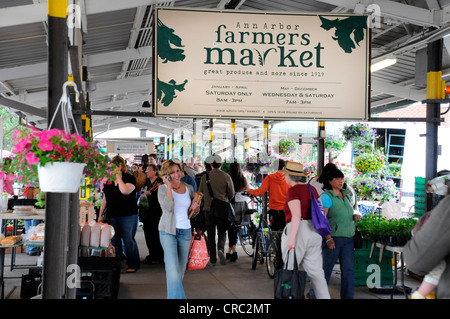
[103,173,138,217]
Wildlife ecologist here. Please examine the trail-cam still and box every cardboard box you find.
[79,201,95,225]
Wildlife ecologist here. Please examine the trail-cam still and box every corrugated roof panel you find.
[0,22,47,68]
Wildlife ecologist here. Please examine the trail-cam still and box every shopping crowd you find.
[90,153,450,300]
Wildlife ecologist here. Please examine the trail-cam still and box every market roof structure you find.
[1,0,450,136]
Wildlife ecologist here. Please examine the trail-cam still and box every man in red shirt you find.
[245,159,291,230]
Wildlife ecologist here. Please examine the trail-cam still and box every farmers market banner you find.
[154,7,370,121]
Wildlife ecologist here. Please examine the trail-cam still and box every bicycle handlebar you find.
[241,191,262,203]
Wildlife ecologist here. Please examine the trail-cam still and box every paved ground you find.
[3,225,422,302]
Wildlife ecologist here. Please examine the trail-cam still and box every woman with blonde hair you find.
[99,155,140,273]
[158,159,200,299]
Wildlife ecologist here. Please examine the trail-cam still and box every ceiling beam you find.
[0,0,178,28]
[89,75,151,100]
[371,78,426,101]
[0,96,46,118]
[0,46,152,81]
[316,0,447,27]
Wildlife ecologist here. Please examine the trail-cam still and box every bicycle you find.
[232,192,259,257]
[246,194,283,278]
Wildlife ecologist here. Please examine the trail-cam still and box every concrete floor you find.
[2,225,422,300]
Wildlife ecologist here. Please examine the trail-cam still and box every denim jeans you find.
[110,214,140,270]
[322,236,355,299]
[159,228,192,299]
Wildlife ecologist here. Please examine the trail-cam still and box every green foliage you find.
[325,135,348,154]
[355,213,417,246]
[354,150,386,174]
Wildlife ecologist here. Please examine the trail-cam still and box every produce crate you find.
[76,256,120,299]
[414,177,426,217]
[354,242,394,287]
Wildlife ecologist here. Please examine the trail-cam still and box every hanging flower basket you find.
[276,138,297,157]
[38,162,86,193]
[0,127,113,193]
[354,150,386,174]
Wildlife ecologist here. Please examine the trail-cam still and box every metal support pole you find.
[166,136,170,159]
[180,131,184,161]
[244,128,249,160]
[209,119,214,155]
[192,119,196,158]
[231,119,236,160]
[262,120,269,216]
[317,121,326,176]
[43,0,69,299]
[425,40,442,209]
[171,133,174,159]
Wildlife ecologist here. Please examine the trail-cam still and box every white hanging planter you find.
[38,162,86,193]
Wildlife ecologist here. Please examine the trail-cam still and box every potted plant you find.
[244,153,277,175]
[342,122,376,153]
[276,138,297,157]
[354,150,386,174]
[0,126,113,193]
[352,174,399,203]
[355,213,417,246]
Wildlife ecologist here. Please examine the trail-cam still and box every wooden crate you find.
[79,202,95,225]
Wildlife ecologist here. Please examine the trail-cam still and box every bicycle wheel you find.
[266,233,281,279]
[239,223,254,257]
[251,232,260,270]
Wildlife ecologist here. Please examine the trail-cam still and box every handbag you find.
[274,250,306,299]
[137,186,149,209]
[354,228,363,249]
[186,231,210,270]
[205,172,235,223]
[308,185,332,237]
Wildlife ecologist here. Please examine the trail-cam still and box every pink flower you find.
[74,135,88,146]
[41,129,60,139]
[38,139,53,151]
[26,152,40,164]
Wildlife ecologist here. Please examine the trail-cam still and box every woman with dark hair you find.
[99,155,140,273]
[140,164,164,264]
[319,167,361,299]
[227,161,250,261]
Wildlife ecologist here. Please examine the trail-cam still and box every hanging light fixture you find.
[371,57,397,73]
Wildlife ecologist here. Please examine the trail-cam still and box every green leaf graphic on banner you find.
[157,78,188,106]
[318,16,367,53]
[255,48,277,66]
[156,18,188,106]
[157,18,185,63]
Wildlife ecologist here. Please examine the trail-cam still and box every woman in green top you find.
[320,168,361,299]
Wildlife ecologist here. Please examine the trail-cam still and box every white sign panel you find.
[154,7,370,121]
[114,143,149,154]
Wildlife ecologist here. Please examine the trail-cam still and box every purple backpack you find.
[308,185,332,237]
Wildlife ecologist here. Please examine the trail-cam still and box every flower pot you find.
[38,162,86,193]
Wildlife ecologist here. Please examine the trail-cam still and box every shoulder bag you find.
[205,172,235,223]
[274,250,306,299]
[308,184,332,237]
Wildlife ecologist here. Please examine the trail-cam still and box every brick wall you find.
[377,103,450,126]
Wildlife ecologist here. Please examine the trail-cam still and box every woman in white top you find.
[158,160,199,299]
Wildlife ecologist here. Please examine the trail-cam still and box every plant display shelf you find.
[368,241,410,299]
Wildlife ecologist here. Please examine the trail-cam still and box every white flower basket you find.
[38,162,86,193]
